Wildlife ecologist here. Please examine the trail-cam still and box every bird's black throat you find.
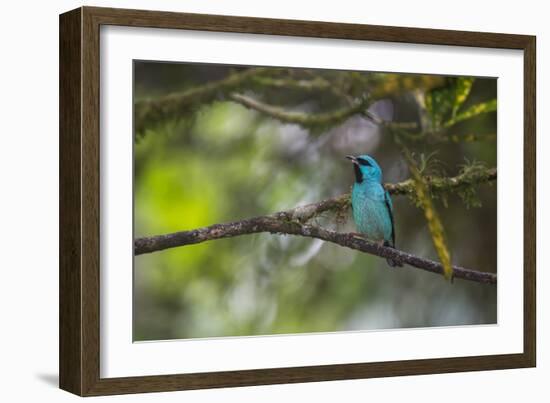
[353,164,363,184]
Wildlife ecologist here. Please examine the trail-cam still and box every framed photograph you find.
[59,6,536,396]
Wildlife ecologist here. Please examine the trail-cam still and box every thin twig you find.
[229,93,372,128]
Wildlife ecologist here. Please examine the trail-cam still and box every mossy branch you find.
[134,67,279,134]
[134,71,447,134]
[443,99,497,128]
[401,147,453,280]
[271,166,497,223]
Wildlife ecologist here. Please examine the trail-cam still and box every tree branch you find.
[283,166,497,222]
[250,76,333,92]
[134,169,497,285]
[386,166,497,196]
[229,93,372,128]
[134,70,446,134]
[134,216,496,285]
[228,74,447,129]
[134,67,279,134]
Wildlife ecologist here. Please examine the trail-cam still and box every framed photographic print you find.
[59,6,536,396]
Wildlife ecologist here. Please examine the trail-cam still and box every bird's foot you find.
[383,240,404,267]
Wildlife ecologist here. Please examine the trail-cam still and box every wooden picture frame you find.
[59,6,536,396]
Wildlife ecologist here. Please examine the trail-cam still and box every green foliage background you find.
[133,62,497,341]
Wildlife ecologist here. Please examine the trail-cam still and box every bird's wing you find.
[384,190,396,247]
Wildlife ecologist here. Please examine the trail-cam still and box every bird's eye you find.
[357,158,372,167]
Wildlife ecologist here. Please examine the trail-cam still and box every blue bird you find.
[346,154,402,267]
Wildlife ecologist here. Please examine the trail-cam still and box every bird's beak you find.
[346,155,358,164]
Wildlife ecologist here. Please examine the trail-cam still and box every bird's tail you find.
[383,241,403,267]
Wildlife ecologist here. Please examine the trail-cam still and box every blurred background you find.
[133,61,497,341]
